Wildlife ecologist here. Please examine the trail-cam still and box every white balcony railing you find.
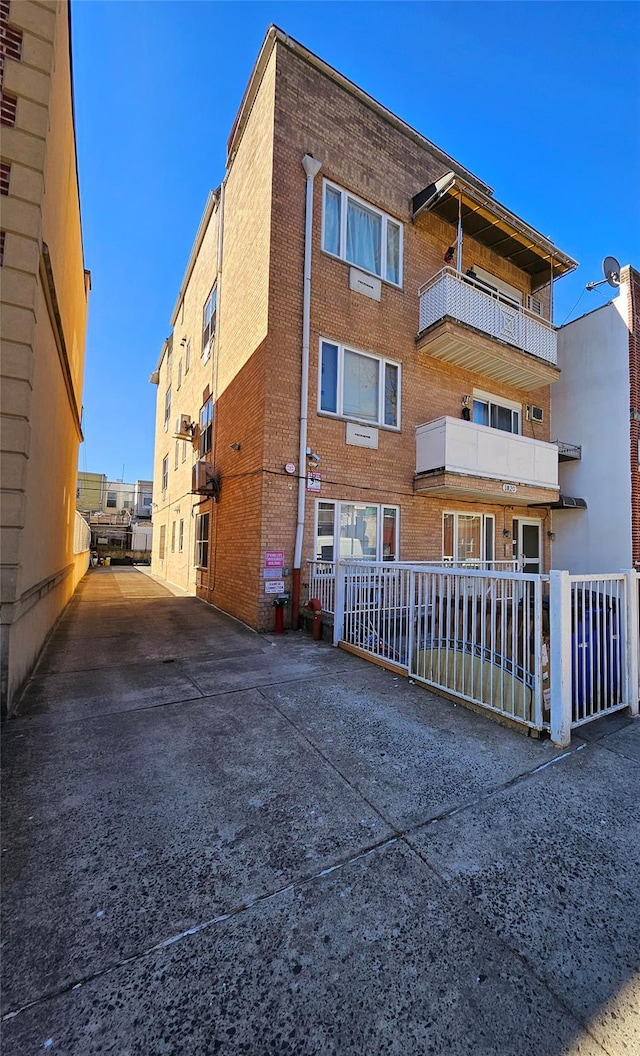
[416,416,559,490]
[418,268,557,365]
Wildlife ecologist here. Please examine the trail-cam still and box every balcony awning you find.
[412,172,578,290]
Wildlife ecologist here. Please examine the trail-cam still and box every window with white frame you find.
[202,286,217,361]
[181,439,188,463]
[199,397,214,457]
[178,518,184,552]
[319,340,400,428]
[164,385,171,432]
[171,521,176,553]
[443,512,495,565]
[195,512,210,569]
[315,501,399,562]
[106,491,117,509]
[161,455,168,493]
[177,359,182,389]
[185,339,191,374]
[174,440,179,470]
[472,390,521,435]
[322,180,402,286]
[158,524,166,560]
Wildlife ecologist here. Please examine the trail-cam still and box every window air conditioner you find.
[192,460,220,500]
[526,405,544,423]
[174,414,193,439]
[526,294,543,317]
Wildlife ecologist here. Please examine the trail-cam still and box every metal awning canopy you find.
[412,172,578,290]
[529,495,587,510]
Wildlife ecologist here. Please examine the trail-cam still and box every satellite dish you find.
[603,256,620,287]
[586,256,621,291]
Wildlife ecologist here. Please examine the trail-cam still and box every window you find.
[143,494,152,509]
[123,499,132,510]
[199,397,214,457]
[323,181,402,286]
[106,491,117,509]
[443,513,495,565]
[161,455,168,493]
[171,521,176,553]
[195,512,210,569]
[315,501,399,562]
[178,519,184,552]
[319,340,399,428]
[177,359,182,389]
[185,339,191,374]
[472,391,521,435]
[202,286,217,360]
[159,525,166,560]
[164,385,171,432]
[182,440,187,463]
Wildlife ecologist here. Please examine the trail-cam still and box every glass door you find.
[514,519,541,573]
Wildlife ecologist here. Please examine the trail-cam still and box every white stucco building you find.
[551,265,639,573]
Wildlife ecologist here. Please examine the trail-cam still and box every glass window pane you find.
[320,342,338,413]
[324,187,341,256]
[383,508,397,560]
[386,222,400,284]
[384,363,398,426]
[491,404,515,432]
[443,513,454,560]
[316,501,335,560]
[457,515,481,561]
[340,503,377,559]
[484,517,494,563]
[343,350,378,421]
[346,199,381,276]
[473,400,489,426]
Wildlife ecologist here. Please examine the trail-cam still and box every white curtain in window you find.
[346,200,381,275]
[386,223,400,284]
[344,350,378,421]
[324,188,341,256]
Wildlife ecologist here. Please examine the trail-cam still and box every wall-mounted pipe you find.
[292,154,322,631]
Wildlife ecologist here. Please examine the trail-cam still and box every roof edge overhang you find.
[413,171,578,286]
[226,26,491,195]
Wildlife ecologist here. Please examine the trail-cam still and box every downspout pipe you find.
[292,154,322,631]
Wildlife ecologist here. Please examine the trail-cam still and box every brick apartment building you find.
[150,25,577,631]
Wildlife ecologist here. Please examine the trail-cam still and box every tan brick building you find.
[0,1,90,713]
[150,26,576,631]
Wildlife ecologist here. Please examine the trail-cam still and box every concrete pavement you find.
[1,566,639,1055]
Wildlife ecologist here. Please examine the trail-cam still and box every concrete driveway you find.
[1,567,639,1055]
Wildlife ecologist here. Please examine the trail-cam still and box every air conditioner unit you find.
[526,294,544,317]
[192,460,220,500]
[174,413,193,439]
[526,405,544,423]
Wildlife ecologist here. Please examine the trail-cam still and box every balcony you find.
[417,268,559,390]
[415,416,560,506]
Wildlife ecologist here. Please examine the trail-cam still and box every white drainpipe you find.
[292,154,322,623]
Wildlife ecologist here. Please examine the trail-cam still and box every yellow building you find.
[0,0,90,715]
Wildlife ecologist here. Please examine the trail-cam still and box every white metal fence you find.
[418,267,557,365]
[73,511,91,554]
[330,562,639,746]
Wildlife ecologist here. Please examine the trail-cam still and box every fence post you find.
[333,560,346,647]
[550,569,572,747]
[623,570,639,717]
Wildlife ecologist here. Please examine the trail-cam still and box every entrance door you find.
[514,519,542,573]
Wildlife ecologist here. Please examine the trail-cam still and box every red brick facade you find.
[152,30,574,631]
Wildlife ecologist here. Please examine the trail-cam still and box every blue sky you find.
[72,0,640,483]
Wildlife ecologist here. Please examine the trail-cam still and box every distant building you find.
[77,474,153,556]
[551,265,639,572]
[0,1,90,714]
[150,25,577,630]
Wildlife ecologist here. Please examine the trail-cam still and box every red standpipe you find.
[306,598,322,640]
[274,604,285,634]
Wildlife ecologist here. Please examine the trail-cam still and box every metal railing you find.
[418,267,557,364]
[333,561,546,730]
[549,570,639,745]
[307,560,337,614]
[332,563,640,745]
